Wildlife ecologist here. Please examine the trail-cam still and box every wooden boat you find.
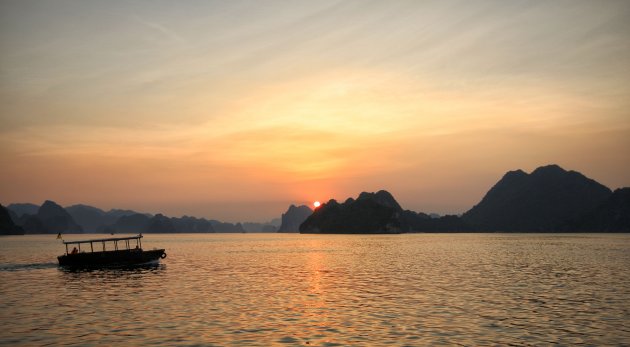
[58,234,166,268]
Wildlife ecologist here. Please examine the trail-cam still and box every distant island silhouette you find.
[1,202,270,235]
[0,203,24,235]
[277,205,313,233]
[301,191,407,234]
[1,164,628,235]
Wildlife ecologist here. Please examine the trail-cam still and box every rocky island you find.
[300,190,406,234]
[278,205,313,232]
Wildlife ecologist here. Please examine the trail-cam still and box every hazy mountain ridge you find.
[207,220,244,233]
[278,205,313,233]
[0,204,24,235]
[242,222,278,233]
[65,204,145,233]
[5,202,245,234]
[3,164,628,235]
[171,216,214,233]
[10,200,84,234]
[7,203,39,218]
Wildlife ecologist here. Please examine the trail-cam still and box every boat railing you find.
[62,234,143,255]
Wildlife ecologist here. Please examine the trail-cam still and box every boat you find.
[58,234,166,268]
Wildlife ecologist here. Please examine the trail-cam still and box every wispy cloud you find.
[130,14,186,44]
[1,0,629,219]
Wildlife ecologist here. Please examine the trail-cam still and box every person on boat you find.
[71,247,78,254]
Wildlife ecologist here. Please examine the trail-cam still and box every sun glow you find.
[313,201,321,208]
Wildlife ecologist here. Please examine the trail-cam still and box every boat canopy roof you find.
[63,234,143,245]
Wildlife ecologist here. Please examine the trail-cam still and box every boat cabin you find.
[63,234,144,255]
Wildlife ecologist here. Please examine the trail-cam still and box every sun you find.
[313,201,321,208]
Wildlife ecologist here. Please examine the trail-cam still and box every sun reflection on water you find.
[0,234,629,346]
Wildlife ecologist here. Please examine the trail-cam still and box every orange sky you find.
[1,1,629,221]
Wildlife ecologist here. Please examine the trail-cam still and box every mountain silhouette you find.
[0,204,24,235]
[19,200,84,234]
[113,213,151,234]
[569,188,630,232]
[66,204,143,232]
[242,222,278,233]
[146,214,177,233]
[6,202,246,234]
[278,205,313,233]
[171,216,215,233]
[7,209,19,224]
[402,210,472,232]
[7,203,39,218]
[300,190,405,234]
[65,204,107,233]
[207,220,245,233]
[4,164,627,234]
[462,164,612,231]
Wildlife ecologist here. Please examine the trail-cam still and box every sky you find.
[1,0,629,222]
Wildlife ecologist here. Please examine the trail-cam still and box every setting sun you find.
[313,201,321,208]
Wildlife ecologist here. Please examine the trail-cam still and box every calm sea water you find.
[0,233,629,346]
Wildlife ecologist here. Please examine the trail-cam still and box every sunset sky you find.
[1,0,629,222]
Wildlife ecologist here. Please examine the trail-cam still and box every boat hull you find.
[58,249,166,268]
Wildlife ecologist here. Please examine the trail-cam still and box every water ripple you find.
[0,233,629,346]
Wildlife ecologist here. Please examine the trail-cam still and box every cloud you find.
[1,1,629,219]
[130,14,185,44]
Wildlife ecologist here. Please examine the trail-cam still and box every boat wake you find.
[58,263,165,275]
[0,262,58,272]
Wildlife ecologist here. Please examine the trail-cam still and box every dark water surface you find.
[1,233,629,346]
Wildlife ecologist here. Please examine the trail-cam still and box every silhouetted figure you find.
[71,247,78,255]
